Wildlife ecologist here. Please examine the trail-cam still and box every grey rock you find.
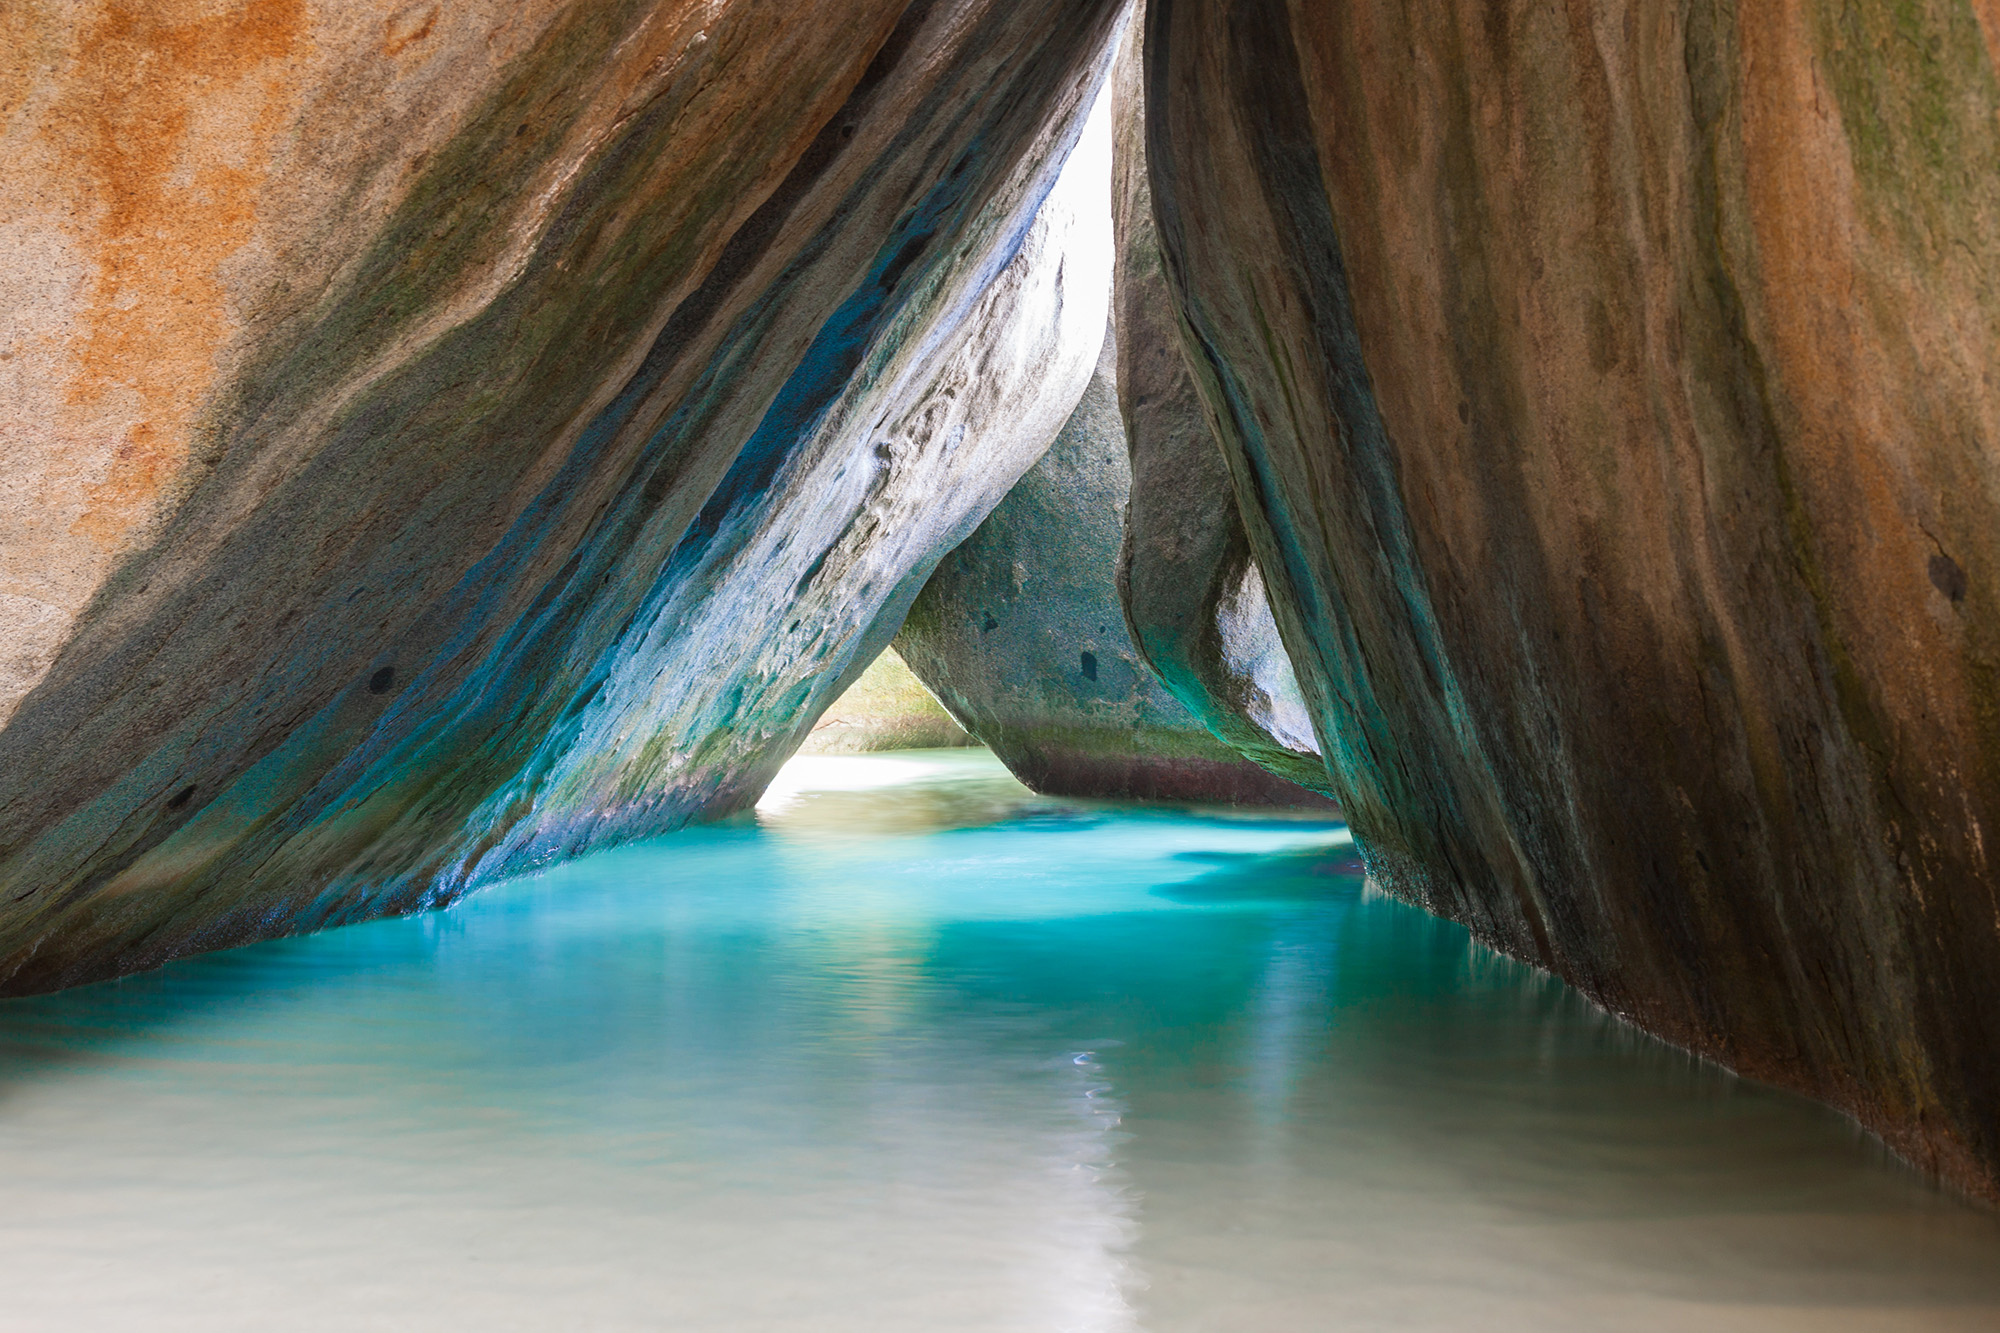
[898,324,1332,808]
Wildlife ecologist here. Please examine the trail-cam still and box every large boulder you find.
[467,106,1113,877]
[1144,0,2000,1198]
[0,0,1127,991]
[1107,28,1329,798]
[898,325,1333,807]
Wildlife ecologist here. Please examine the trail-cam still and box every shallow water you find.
[2,750,1997,1331]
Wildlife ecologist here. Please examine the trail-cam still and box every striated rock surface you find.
[799,648,971,755]
[1107,29,1330,798]
[898,326,1333,807]
[0,0,1127,991]
[1145,0,2000,1196]
[463,101,1112,877]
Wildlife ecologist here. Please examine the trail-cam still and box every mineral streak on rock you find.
[1145,0,2000,1197]
[455,93,1114,880]
[0,0,1128,992]
[899,324,1336,809]
[1107,27,1332,799]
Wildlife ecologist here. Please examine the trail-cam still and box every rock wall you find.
[0,0,1128,992]
[1107,29,1330,798]
[899,325,1334,807]
[12,0,1995,1209]
[1144,0,2000,1198]
[462,100,1112,878]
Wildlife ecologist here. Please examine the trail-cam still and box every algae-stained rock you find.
[898,328,1332,807]
[462,104,1113,875]
[0,0,1129,991]
[1144,0,2000,1197]
[1106,28,1328,798]
[800,649,971,755]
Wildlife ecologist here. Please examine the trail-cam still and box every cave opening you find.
[4,0,2000,1324]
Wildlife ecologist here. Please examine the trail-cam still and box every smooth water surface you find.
[2,750,1997,1331]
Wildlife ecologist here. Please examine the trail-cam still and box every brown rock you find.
[1108,26,1332,799]
[0,0,1128,990]
[467,95,1116,878]
[1144,0,2000,1198]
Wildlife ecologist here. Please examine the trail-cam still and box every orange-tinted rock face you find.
[2,0,656,712]
[0,0,1127,990]
[1145,0,2000,1198]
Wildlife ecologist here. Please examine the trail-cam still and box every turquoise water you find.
[2,750,1998,1331]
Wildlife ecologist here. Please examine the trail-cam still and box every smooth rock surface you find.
[1107,29,1329,798]
[454,100,1112,880]
[0,0,1127,991]
[899,327,1333,808]
[799,648,971,755]
[1145,0,2000,1198]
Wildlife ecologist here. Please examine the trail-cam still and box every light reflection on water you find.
[0,749,1996,1331]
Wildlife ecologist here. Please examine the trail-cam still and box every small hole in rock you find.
[982,614,998,633]
[1929,553,1968,604]
[1080,651,1098,682]
[167,785,196,811]
[368,666,398,695]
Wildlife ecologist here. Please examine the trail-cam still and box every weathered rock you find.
[0,0,1128,991]
[898,324,1333,807]
[1107,27,1329,798]
[465,106,1113,876]
[1145,0,2000,1198]
[799,648,971,755]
